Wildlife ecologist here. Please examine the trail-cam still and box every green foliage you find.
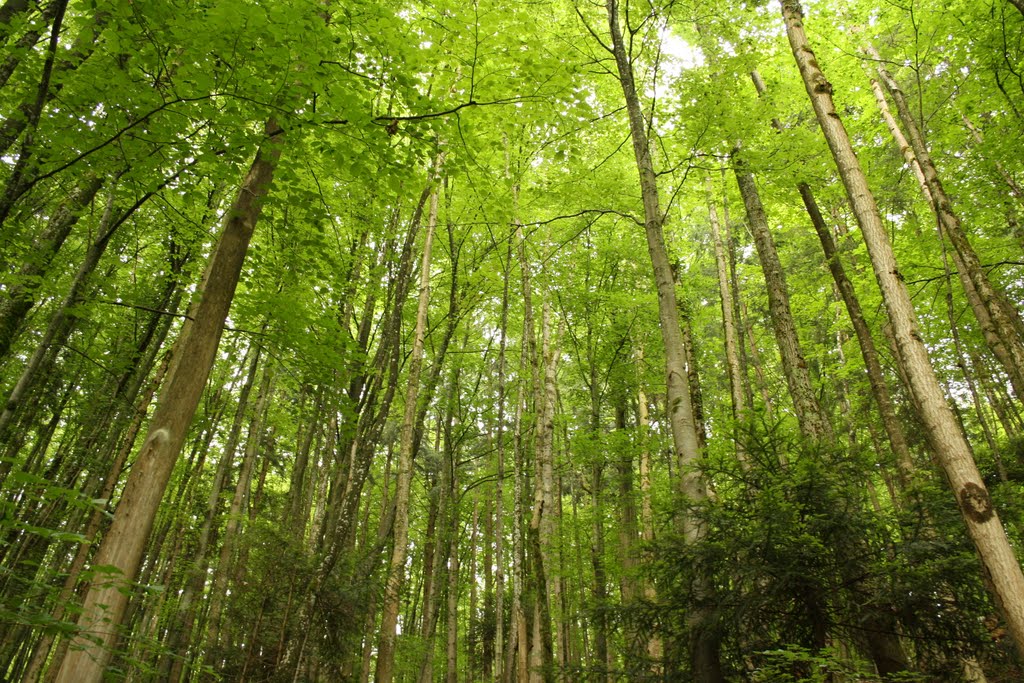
[0,0,1023,680]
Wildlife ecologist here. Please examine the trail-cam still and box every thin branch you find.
[575,2,613,54]
[372,96,541,124]
[519,208,642,228]
[94,299,194,320]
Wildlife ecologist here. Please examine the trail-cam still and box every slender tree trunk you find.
[526,303,557,683]
[374,176,439,683]
[798,185,916,484]
[868,45,1024,400]
[203,364,273,662]
[287,387,322,533]
[749,67,914,481]
[445,453,461,683]
[706,176,748,463]
[0,0,68,227]
[590,460,609,682]
[52,120,284,683]
[0,4,107,148]
[733,165,833,442]
[0,176,103,363]
[605,2,721,678]
[507,271,531,683]
[615,404,643,673]
[782,0,1024,654]
[418,408,453,683]
[493,233,513,682]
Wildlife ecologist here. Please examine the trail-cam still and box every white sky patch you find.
[659,28,704,78]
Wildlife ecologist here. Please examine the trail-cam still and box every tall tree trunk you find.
[781,0,1024,655]
[733,164,833,442]
[604,2,720,679]
[750,67,914,481]
[164,346,262,682]
[52,120,284,683]
[20,346,172,683]
[867,45,1024,400]
[706,176,748,463]
[203,364,274,661]
[0,175,103,363]
[615,404,643,673]
[507,338,530,683]
[527,303,557,683]
[493,232,513,682]
[798,185,915,484]
[444,418,461,683]
[0,0,68,228]
[374,175,440,683]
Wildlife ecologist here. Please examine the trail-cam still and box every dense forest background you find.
[1,0,1023,681]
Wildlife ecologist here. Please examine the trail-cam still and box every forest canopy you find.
[1,0,1023,681]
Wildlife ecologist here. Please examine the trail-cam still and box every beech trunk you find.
[52,120,283,683]
[782,0,1024,654]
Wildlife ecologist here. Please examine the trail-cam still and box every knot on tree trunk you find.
[960,482,995,524]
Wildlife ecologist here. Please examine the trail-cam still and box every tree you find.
[780,0,1024,656]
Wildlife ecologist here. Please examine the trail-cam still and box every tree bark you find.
[163,346,261,682]
[734,164,833,442]
[493,235,512,682]
[52,119,283,683]
[782,0,1024,655]
[706,176,748,463]
[203,364,273,660]
[604,2,721,679]
[374,175,440,683]
[798,184,915,484]
[0,175,103,363]
[867,45,1024,401]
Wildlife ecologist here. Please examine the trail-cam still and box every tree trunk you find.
[706,176,748,463]
[52,119,284,683]
[527,303,556,683]
[493,232,513,682]
[798,184,915,484]
[733,164,833,442]
[781,0,1024,655]
[868,45,1024,401]
[203,364,273,661]
[750,67,914,481]
[605,1,721,679]
[0,176,103,363]
[374,175,440,683]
